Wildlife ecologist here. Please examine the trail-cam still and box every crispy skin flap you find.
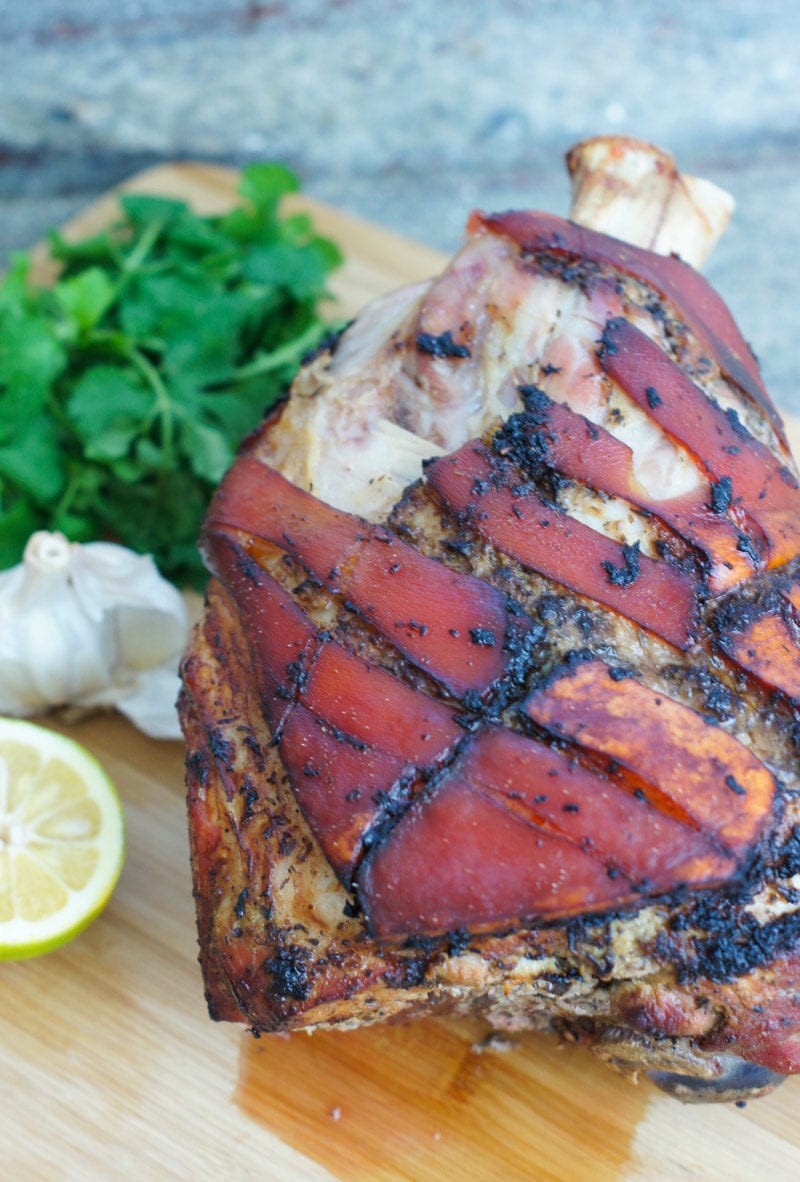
[199,454,779,939]
[599,317,800,568]
[426,440,698,649]
[500,386,757,592]
[472,208,781,442]
[358,725,737,940]
[524,659,777,855]
[206,457,527,698]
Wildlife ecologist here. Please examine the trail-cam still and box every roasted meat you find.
[179,137,800,1102]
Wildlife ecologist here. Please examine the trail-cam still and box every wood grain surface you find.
[4,163,800,1182]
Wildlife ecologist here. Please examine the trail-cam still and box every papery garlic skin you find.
[0,531,189,739]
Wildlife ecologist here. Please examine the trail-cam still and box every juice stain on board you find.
[236,1016,651,1181]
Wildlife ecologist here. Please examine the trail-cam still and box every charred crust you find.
[382,955,431,990]
[648,1060,786,1102]
[660,820,800,984]
[469,627,496,647]
[208,728,236,772]
[736,533,761,565]
[491,402,570,505]
[711,562,800,649]
[778,826,800,876]
[516,382,553,423]
[265,945,312,1001]
[667,905,800,985]
[235,546,271,586]
[521,247,604,294]
[725,775,747,797]
[709,476,734,514]
[299,322,351,366]
[598,316,624,357]
[602,542,641,587]
[661,664,741,724]
[444,928,472,956]
[725,406,751,439]
[239,775,260,821]
[415,329,471,359]
[186,747,210,789]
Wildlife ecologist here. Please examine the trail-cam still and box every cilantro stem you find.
[86,328,176,467]
[120,344,176,466]
[52,465,82,522]
[119,214,169,277]
[105,214,171,311]
[225,320,324,383]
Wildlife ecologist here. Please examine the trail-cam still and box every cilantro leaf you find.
[178,416,235,483]
[0,413,65,503]
[54,268,116,334]
[66,365,155,461]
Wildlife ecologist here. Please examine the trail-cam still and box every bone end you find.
[566,135,735,268]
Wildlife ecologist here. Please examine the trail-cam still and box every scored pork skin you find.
[179,138,800,1101]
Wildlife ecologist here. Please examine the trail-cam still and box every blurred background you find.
[2,0,800,412]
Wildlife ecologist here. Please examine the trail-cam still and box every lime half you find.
[0,717,125,960]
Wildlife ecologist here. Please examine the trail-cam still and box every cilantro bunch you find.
[0,163,342,587]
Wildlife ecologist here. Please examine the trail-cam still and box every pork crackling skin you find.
[180,137,800,1103]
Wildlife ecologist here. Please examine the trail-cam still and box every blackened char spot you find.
[415,330,471,359]
[186,748,210,788]
[265,945,312,1000]
[736,532,761,564]
[278,831,297,856]
[599,318,624,356]
[779,827,800,875]
[725,406,751,439]
[300,323,350,366]
[602,541,641,587]
[446,928,471,956]
[240,775,259,820]
[383,956,430,989]
[208,729,236,770]
[234,547,269,586]
[779,464,800,490]
[517,383,553,424]
[469,627,496,647]
[709,476,733,514]
[491,398,569,504]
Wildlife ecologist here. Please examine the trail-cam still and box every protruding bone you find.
[566,135,734,267]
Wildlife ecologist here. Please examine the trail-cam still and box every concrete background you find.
[2,0,800,413]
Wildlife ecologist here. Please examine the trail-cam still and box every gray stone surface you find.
[2,0,800,411]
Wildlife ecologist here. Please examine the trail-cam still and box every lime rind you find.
[0,717,125,960]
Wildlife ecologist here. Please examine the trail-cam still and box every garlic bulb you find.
[0,531,190,739]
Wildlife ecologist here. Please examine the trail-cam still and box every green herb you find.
[0,162,343,587]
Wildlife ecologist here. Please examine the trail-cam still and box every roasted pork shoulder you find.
[179,137,800,1102]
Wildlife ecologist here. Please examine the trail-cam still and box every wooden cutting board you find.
[5,163,800,1182]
